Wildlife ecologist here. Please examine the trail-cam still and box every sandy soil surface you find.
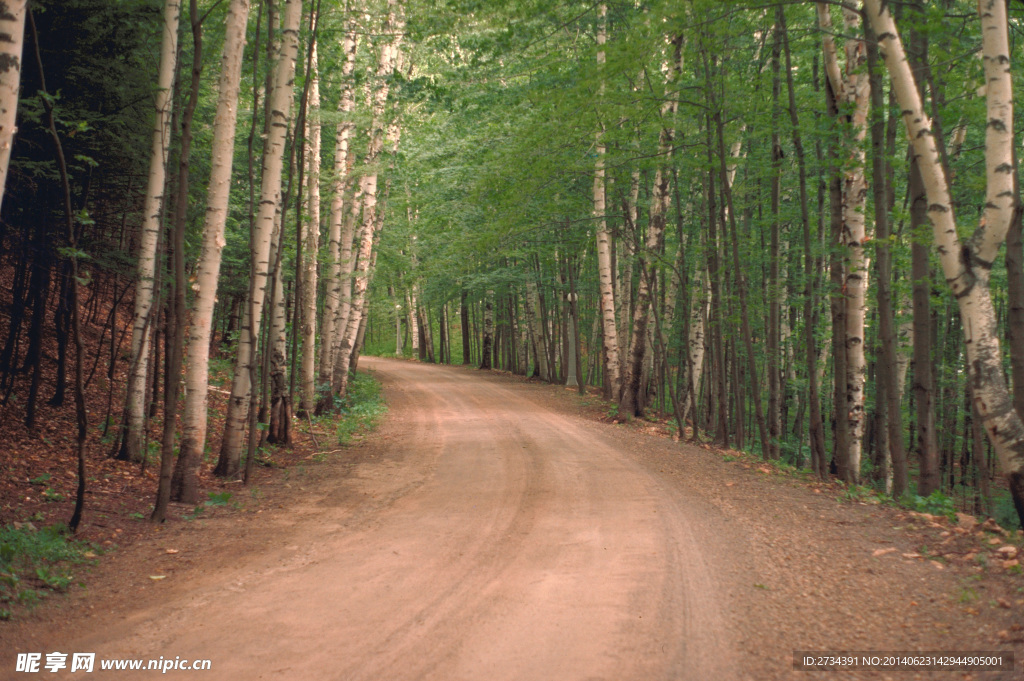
[4,357,1023,680]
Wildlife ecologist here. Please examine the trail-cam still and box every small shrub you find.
[900,490,957,522]
[334,372,387,446]
[206,491,233,507]
[991,492,1022,531]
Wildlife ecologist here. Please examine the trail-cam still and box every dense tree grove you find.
[2,0,1024,528]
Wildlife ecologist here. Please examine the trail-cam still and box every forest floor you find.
[4,357,1024,680]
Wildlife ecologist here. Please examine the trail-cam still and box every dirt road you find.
[7,358,1022,679]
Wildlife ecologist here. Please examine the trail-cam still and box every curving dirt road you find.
[9,357,1022,680]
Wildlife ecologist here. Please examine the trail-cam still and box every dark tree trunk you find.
[461,289,471,365]
[779,6,826,475]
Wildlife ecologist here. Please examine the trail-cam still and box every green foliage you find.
[206,491,233,507]
[840,484,876,503]
[334,372,388,446]
[991,492,1022,531]
[185,491,237,520]
[0,524,98,616]
[900,490,957,522]
[41,488,65,503]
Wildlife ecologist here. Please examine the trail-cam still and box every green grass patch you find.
[334,371,387,446]
[0,524,99,619]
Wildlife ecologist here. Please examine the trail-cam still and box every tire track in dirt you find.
[22,357,737,680]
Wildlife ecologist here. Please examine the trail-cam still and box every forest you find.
[1,0,1024,535]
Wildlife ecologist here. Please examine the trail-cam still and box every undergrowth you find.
[332,371,387,446]
[0,524,98,620]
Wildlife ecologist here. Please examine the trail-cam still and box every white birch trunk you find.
[299,40,321,413]
[408,286,420,353]
[866,0,1024,516]
[896,311,913,403]
[178,0,250,488]
[0,0,27,213]
[317,27,358,401]
[819,2,872,482]
[124,0,180,461]
[334,0,403,397]
[593,3,621,399]
[266,204,290,443]
[681,266,710,424]
[217,0,302,475]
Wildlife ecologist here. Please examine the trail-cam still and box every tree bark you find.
[156,0,201,517]
[123,0,180,463]
[619,40,680,418]
[0,0,27,212]
[866,19,907,497]
[866,0,1024,523]
[333,0,403,398]
[480,290,494,370]
[593,3,620,400]
[298,38,320,415]
[779,6,826,476]
[315,24,358,415]
[903,5,941,497]
[217,0,302,477]
[175,0,250,501]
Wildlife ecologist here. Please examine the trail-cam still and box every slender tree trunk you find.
[298,38,320,415]
[123,0,180,463]
[266,211,291,445]
[156,0,201,518]
[767,24,782,460]
[0,0,26,212]
[334,0,403,398]
[594,3,620,400]
[175,0,249,502]
[680,266,709,427]
[866,0,1024,523]
[716,119,769,460]
[526,280,549,380]
[217,0,302,477]
[620,40,680,418]
[409,285,420,357]
[28,9,87,531]
[461,289,471,365]
[779,6,826,475]
[902,8,940,497]
[315,24,357,415]
[480,291,494,370]
[866,20,907,497]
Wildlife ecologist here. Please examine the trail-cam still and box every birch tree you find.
[299,39,321,414]
[173,0,250,502]
[593,3,620,400]
[817,2,871,483]
[315,22,358,415]
[865,0,1024,523]
[333,0,403,398]
[217,0,302,477]
[619,36,681,418]
[0,0,27,212]
[121,0,180,462]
